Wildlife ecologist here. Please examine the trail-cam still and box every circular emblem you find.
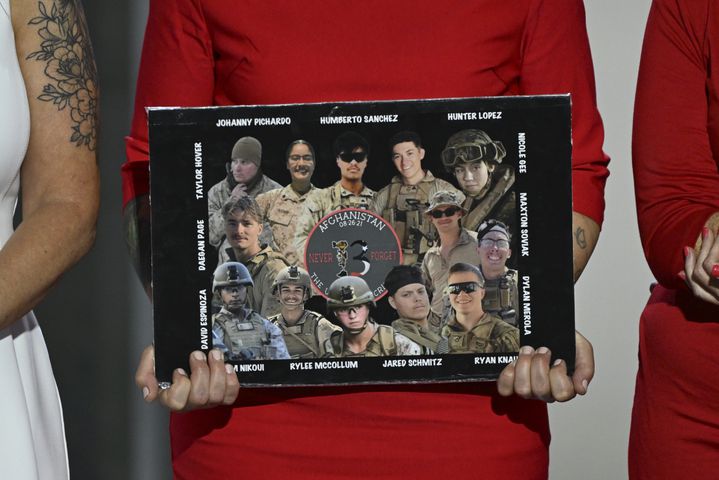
[305,208,402,300]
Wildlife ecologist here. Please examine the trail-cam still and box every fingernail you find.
[177,368,187,376]
[211,349,222,361]
[192,351,205,361]
[537,346,549,354]
[678,271,687,280]
[225,363,234,374]
[703,227,710,239]
[582,379,589,392]
[520,346,533,355]
[712,265,719,279]
[684,246,692,257]
[142,386,149,400]
[553,359,562,367]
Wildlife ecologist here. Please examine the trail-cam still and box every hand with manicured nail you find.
[680,226,719,305]
[497,330,594,402]
[135,345,240,412]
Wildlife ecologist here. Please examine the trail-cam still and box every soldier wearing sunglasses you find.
[420,190,481,318]
[441,262,519,354]
[370,131,461,265]
[477,220,518,326]
[294,131,376,261]
[441,129,515,234]
[255,140,318,265]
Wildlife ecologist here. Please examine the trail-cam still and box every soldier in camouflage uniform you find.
[385,265,448,354]
[420,190,481,318]
[220,196,289,317]
[294,131,376,264]
[255,140,318,265]
[441,129,515,234]
[476,220,518,326]
[370,131,461,265]
[267,265,340,359]
[208,136,281,256]
[326,276,421,357]
[441,263,519,354]
[211,262,290,361]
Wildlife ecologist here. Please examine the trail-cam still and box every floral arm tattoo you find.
[25,0,98,150]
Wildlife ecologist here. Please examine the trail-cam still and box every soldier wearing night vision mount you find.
[211,262,290,361]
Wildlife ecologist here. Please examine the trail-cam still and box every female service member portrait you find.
[0,0,99,478]
[126,0,608,478]
[630,0,719,477]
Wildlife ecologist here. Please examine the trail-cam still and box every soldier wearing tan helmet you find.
[326,276,420,357]
[441,262,519,354]
[267,265,340,359]
[370,131,461,266]
[208,136,281,257]
[441,129,515,234]
[420,190,481,318]
[211,262,290,361]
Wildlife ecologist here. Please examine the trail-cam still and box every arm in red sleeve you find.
[632,0,715,289]
[122,0,215,208]
[520,0,610,227]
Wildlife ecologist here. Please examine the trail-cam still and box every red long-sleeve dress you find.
[123,1,609,478]
[630,0,719,477]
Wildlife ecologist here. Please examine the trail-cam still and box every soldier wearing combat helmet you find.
[476,220,518,326]
[370,131,461,265]
[267,265,340,358]
[208,136,281,256]
[441,262,519,354]
[326,276,421,357]
[211,262,290,361]
[442,129,515,234]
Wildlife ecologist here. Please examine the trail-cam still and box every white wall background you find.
[550,1,654,478]
[115,2,657,478]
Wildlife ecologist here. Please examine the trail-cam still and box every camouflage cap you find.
[477,219,511,241]
[425,190,467,213]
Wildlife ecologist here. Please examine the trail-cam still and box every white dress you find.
[0,1,69,478]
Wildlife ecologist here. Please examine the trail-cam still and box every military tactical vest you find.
[214,310,276,360]
[331,183,372,210]
[382,179,436,263]
[445,314,505,354]
[391,318,442,354]
[270,310,323,359]
[332,323,397,357]
[482,269,518,325]
[463,165,515,231]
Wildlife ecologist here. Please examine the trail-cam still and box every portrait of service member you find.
[476,220,518,326]
[421,190,481,318]
[267,265,340,359]
[326,276,421,357]
[441,263,519,354]
[208,136,281,256]
[385,265,448,354]
[211,262,290,361]
[294,131,376,261]
[441,129,515,234]
[0,1,99,476]
[128,1,606,477]
[370,131,461,266]
[255,140,317,265]
[220,196,289,317]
